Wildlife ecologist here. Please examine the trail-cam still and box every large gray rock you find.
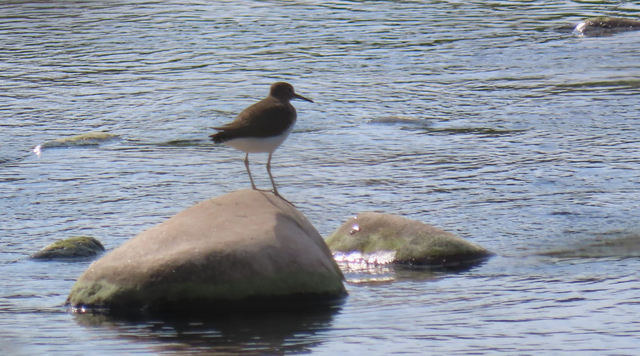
[67,190,346,312]
[326,212,492,268]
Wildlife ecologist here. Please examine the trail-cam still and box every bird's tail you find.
[210,131,228,144]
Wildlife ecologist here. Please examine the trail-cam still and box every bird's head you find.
[270,82,314,103]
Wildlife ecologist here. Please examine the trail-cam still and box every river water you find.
[1,1,640,355]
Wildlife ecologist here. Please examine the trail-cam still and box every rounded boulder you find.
[66,190,347,313]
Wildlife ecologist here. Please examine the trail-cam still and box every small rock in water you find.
[574,17,640,36]
[30,236,106,260]
[326,212,492,268]
[37,131,119,150]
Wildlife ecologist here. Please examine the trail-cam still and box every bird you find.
[210,82,314,198]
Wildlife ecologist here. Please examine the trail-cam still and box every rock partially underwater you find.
[66,190,347,314]
[30,236,105,260]
[34,131,119,155]
[327,212,492,269]
[574,17,640,36]
[367,116,432,127]
[542,233,640,259]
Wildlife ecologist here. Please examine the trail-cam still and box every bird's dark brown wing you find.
[210,98,296,143]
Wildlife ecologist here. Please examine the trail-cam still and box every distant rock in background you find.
[573,17,640,36]
[30,236,105,260]
[327,212,492,269]
[67,190,347,314]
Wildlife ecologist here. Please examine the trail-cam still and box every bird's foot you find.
[251,188,294,206]
[273,191,295,206]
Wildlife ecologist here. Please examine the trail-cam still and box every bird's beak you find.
[294,93,314,103]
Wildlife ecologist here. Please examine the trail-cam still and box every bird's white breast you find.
[222,124,294,154]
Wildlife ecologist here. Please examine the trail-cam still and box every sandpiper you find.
[210,82,314,198]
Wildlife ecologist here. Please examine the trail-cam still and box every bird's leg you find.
[265,153,294,206]
[266,152,279,197]
[244,153,257,190]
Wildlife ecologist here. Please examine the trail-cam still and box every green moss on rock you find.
[68,270,346,310]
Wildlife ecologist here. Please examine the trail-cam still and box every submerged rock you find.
[326,212,492,268]
[66,190,347,313]
[30,236,105,260]
[542,233,640,258]
[367,116,432,127]
[37,131,119,150]
[574,17,640,36]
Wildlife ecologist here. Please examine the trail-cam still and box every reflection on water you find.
[74,306,340,355]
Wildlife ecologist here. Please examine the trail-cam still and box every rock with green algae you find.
[66,190,347,313]
[30,236,105,260]
[326,212,492,268]
[40,131,119,149]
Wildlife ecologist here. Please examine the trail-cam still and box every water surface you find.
[1,1,640,355]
